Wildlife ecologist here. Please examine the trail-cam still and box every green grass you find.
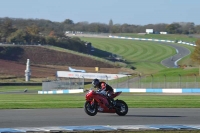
[112,33,198,43]
[155,68,199,77]
[112,33,197,67]
[81,37,176,62]
[176,44,195,66]
[139,68,200,83]
[44,45,118,66]
[0,94,85,109]
[0,93,200,109]
[0,86,41,92]
[80,37,179,74]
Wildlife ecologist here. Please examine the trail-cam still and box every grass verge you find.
[0,93,200,109]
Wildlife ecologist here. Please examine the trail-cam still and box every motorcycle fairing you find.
[111,91,122,98]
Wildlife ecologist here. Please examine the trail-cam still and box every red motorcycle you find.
[84,89,128,116]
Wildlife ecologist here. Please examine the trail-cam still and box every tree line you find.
[0,18,88,53]
[1,17,200,38]
[1,17,200,43]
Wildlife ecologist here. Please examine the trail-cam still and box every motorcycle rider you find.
[92,78,116,108]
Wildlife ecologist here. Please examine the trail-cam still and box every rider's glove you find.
[96,89,101,92]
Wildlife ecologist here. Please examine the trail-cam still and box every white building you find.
[160,32,168,34]
[146,29,153,34]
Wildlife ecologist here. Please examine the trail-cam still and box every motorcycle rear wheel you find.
[115,100,128,116]
[84,101,98,116]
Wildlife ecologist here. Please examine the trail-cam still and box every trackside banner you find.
[56,71,129,80]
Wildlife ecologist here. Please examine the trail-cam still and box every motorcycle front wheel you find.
[115,100,128,116]
[84,101,98,116]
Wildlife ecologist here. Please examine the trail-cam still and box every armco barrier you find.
[114,88,200,93]
[38,89,84,94]
[38,88,200,94]
[108,36,196,46]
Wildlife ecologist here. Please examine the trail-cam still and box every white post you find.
[25,59,31,82]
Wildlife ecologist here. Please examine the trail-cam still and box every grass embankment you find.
[112,33,198,43]
[45,46,119,67]
[0,93,199,109]
[80,37,196,75]
[113,33,197,68]
[80,37,175,74]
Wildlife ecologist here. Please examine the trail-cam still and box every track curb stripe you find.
[37,88,200,94]
[1,125,200,132]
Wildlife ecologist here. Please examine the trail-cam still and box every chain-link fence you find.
[42,75,200,91]
[109,75,200,88]
[42,78,84,91]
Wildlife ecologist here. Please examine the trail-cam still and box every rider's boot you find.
[107,97,115,109]
[106,104,112,109]
[110,98,116,107]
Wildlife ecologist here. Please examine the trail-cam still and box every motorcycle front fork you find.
[90,99,95,108]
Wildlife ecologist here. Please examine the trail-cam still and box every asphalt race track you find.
[160,42,191,68]
[0,108,200,128]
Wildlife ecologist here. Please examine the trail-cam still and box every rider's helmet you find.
[92,79,99,88]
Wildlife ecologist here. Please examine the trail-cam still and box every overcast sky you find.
[0,0,199,25]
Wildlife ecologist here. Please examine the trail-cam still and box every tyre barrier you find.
[108,35,196,46]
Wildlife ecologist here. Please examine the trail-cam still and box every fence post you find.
[127,75,129,88]
[116,75,118,88]
[179,74,181,88]
[194,74,197,88]
[69,78,71,89]
[82,76,85,89]
[138,75,141,88]
[164,74,166,88]
[151,74,153,88]
[105,75,108,84]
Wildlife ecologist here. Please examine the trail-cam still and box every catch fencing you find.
[42,78,84,91]
[42,75,200,91]
[108,75,200,88]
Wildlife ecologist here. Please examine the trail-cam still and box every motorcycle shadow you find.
[129,115,184,118]
[104,114,184,118]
